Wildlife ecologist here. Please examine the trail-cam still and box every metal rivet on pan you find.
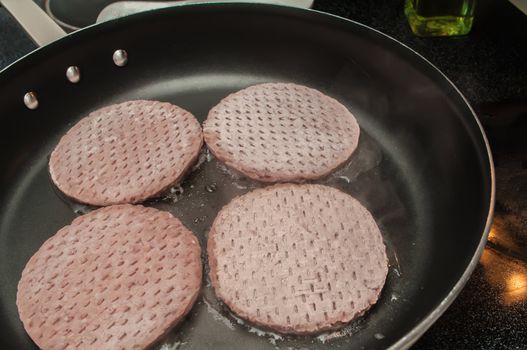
[23,92,39,110]
[113,49,128,67]
[66,66,81,83]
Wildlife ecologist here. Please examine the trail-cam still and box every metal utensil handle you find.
[97,0,314,23]
[0,0,66,47]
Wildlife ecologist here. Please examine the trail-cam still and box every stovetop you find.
[1,1,527,349]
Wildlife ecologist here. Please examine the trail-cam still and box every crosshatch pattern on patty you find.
[203,83,360,182]
[17,205,202,350]
[208,184,388,334]
[49,100,203,206]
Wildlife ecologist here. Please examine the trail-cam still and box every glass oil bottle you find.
[405,0,476,37]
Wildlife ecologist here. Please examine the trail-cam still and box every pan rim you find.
[307,9,496,349]
[0,3,495,349]
[370,35,495,350]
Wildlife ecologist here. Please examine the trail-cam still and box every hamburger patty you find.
[17,205,202,350]
[203,83,360,182]
[207,184,388,334]
[49,100,203,206]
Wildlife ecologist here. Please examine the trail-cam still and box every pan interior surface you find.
[0,5,492,350]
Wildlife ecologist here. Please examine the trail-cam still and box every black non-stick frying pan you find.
[0,2,494,349]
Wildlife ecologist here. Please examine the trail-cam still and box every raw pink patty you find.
[203,83,360,182]
[49,100,203,206]
[17,205,202,350]
[208,184,388,334]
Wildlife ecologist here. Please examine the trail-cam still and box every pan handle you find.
[0,0,66,47]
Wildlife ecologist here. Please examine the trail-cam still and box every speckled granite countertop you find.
[1,1,526,349]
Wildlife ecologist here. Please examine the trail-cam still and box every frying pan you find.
[0,1,494,349]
